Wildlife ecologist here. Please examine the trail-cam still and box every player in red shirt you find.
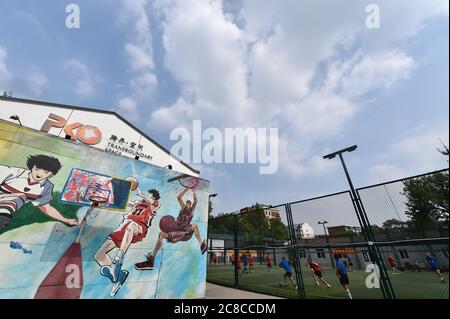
[308,260,332,288]
[266,255,272,271]
[94,188,160,296]
[387,255,400,275]
[249,254,255,273]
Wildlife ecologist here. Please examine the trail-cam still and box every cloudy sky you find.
[0,0,448,219]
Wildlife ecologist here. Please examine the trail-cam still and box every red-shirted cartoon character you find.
[94,188,160,296]
[134,187,207,271]
[0,155,78,230]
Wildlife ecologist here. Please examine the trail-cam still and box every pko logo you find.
[41,113,102,145]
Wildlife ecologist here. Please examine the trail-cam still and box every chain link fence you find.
[207,169,449,299]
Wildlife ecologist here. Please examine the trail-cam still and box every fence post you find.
[233,214,239,289]
[285,204,306,298]
[354,190,397,299]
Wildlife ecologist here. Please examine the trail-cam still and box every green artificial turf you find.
[207,263,449,299]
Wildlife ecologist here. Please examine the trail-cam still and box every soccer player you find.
[266,255,272,271]
[308,260,331,288]
[387,255,400,275]
[0,155,78,230]
[425,252,445,283]
[134,187,207,270]
[248,254,255,273]
[346,256,353,272]
[242,254,249,274]
[278,257,297,290]
[335,255,352,299]
[95,188,160,295]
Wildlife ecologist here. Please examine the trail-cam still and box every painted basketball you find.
[159,215,177,233]
[126,177,139,191]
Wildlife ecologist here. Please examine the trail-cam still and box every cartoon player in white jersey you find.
[0,154,79,230]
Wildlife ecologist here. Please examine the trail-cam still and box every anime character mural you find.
[134,187,207,271]
[94,187,161,296]
[0,154,79,231]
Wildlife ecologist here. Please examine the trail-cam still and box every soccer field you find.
[207,264,449,299]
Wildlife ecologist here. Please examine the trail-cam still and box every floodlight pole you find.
[318,220,335,268]
[324,145,396,299]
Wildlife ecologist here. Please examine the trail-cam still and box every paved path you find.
[205,282,283,299]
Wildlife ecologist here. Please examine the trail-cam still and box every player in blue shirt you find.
[426,252,445,283]
[278,257,298,290]
[335,255,352,299]
[241,255,249,274]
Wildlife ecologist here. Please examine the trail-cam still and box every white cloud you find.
[118,0,157,109]
[115,97,139,123]
[340,50,416,97]
[148,0,447,178]
[0,46,12,88]
[26,70,47,96]
[63,59,95,98]
[368,129,449,183]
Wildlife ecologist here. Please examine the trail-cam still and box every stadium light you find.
[9,115,22,126]
[318,220,329,236]
[323,145,357,160]
[209,193,218,198]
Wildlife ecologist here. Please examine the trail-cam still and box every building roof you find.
[0,96,199,174]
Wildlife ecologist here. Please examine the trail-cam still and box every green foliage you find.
[239,204,269,243]
[0,192,80,235]
[208,203,289,242]
[267,216,289,240]
[208,213,235,235]
[403,171,449,232]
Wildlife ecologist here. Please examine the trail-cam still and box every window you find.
[442,248,449,259]
[399,249,409,259]
[317,249,326,259]
[362,252,370,262]
[299,250,307,259]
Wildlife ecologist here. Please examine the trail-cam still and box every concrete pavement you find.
[205,282,283,299]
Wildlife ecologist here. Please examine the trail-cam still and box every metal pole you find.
[285,204,306,298]
[233,214,239,289]
[337,153,395,299]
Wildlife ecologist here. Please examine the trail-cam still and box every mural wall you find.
[0,120,209,299]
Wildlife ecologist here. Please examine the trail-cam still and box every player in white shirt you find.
[0,154,79,230]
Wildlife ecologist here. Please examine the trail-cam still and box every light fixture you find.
[9,115,22,126]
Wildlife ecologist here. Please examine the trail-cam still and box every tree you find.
[239,204,269,244]
[208,213,235,235]
[267,217,289,240]
[403,171,449,232]
[208,199,213,215]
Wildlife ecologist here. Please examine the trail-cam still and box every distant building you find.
[327,225,361,237]
[240,204,280,221]
[294,223,315,239]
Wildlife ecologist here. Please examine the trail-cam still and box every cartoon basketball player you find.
[0,155,79,230]
[134,187,207,271]
[94,188,160,296]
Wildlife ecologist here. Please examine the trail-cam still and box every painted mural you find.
[0,120,209,299]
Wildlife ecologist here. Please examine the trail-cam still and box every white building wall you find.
[0,98,198,176]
